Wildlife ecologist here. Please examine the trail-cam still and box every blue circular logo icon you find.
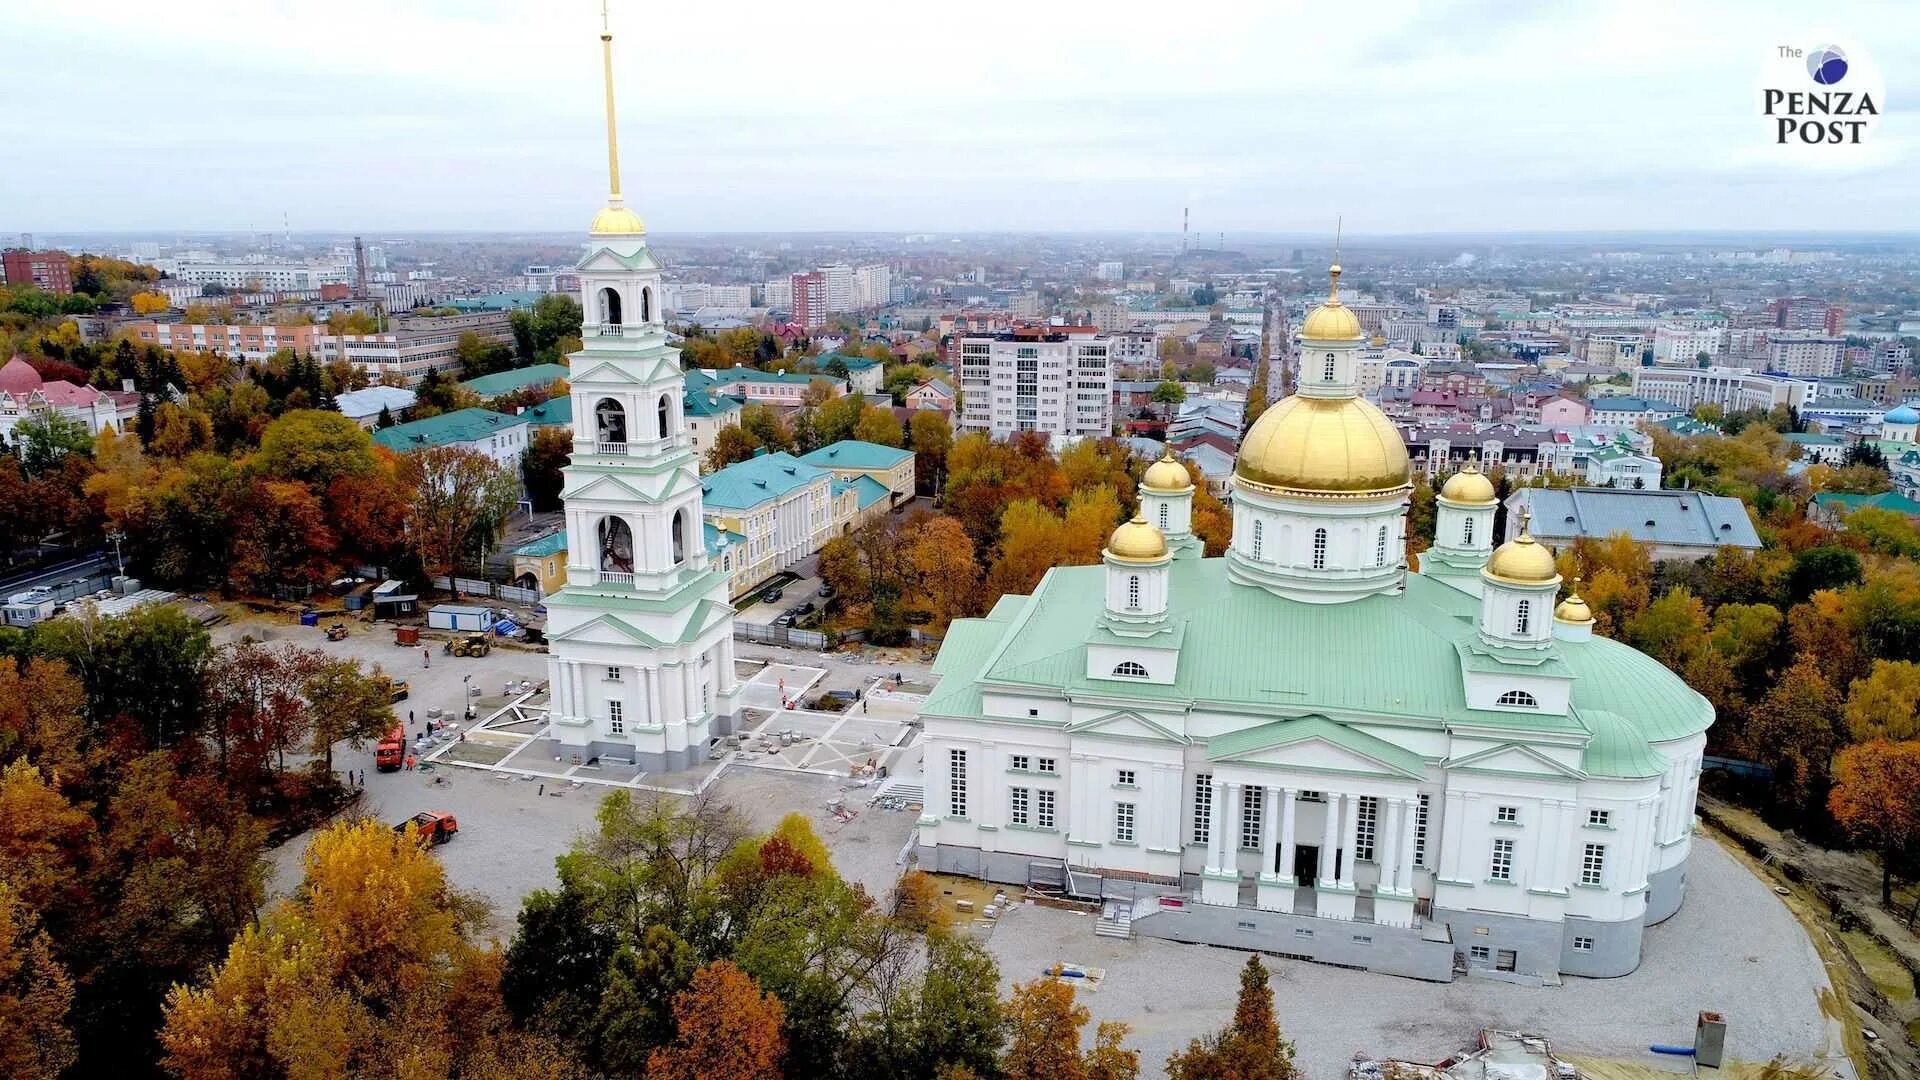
[1808,45,1848,85]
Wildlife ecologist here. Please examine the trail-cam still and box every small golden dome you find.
[1141,449,1193,493]
[1106,513,1168,563]
[1300,262,1362,341]
[590,203,646,236]
[1439,465,1497,506]
[1234,395,1411,496]
[1486,513,1560,585]
[1555,587,1594,624]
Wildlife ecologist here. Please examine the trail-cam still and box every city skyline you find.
[5,0,1915,235]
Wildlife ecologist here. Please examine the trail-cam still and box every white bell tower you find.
[541,6,740,770]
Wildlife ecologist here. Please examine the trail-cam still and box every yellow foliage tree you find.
[1845,661,1920,743]
[0,880,77,1080]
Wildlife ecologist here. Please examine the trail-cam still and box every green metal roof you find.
[1579,709,1670,778]
[700,452,828,511]
[683,389,741,418]
[799,439,913,471]
[848,474,890,509]
[372,407,528,452]
[513,532,567,558]
[1816,491,1920,516]
[458,363,571,397]
[523,396,572,427]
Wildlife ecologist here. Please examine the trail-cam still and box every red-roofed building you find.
[0,356,141,443]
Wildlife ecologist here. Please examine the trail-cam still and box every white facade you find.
[1632,365,1812,414]
[955,331,1115,439]
[821,262,854,312]
[1651,325,1723,364]
[1768,336,1845,377]
[853,264,892,310]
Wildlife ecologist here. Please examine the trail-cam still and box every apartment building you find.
[791,271,827,329]
[127,310,513,386]
[2,249,72,294]
[1651,325,1723,364]
[129,321,329,362]
[1768,296,1844,336]
[1767,336,1846,378]
[1631,365,1812,414]
[955,327,1114,439]
[1583,333,1646,371]
[853,264,891,310]
[169,260,352,291]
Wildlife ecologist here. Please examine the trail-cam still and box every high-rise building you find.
[762,278,792,309]
[542,9,740,769]
[1651,325,1723,364]
[954,326,1115,439]
[1632,365,1812,414]
[1095,260,1124,282]
[2,249,71,294]
[1767,336,1845,377]
[820,262,853,312]
[791,271,827,329]
[1768,296,1844,336]
[853,263,891,309]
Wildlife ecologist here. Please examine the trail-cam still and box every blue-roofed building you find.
[458,362,571,399]
[687,365,846,406]
[818,352,886,395]
[797,439,916,505]
[698,451,842,597]
[1507,486,1760,560]
[511,532,569,594]
[1587,396,1684,429]
[1812,490,1920,526]
[371,407,530,466]
[683,386,743,467]
[522,396,573,431]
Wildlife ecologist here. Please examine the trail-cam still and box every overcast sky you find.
[4,0,1915,235]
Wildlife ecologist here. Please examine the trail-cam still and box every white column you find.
[1222,781,1243,877]
[1209,777,1229,871]
[1259,786,1277,876]
[1339,793,1360,888]
[1318,794,1340,884]
[646,666,663,726]
[683,662,700,718]
[1442,791,1467,881]
[1067,756,1090,844]
[1382,798,1405,893]
[1398,796,1418,893]
[1533,799,1563,890]
[571,662,587,725]
[553,661,571,720]
[1278,788,1298,880]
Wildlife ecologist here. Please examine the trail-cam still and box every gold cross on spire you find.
[1329,216,1344,302]
[600,0,622,202]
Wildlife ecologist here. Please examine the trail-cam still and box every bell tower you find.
[542,2,741,770]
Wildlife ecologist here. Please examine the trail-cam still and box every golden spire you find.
[1329,216,1343,303]
[588,1,645,236]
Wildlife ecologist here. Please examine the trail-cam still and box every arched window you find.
[1323,352,1336,382]
[640,286,652,324]
[657,394,672,441]
[1251,519,1263,559]
[1463,516,1474,545]
[1127,574,1141,611]
[1158,503,1169,531]
[595,398,627,445]
[1375,525,1389,567]
[1497,689,1538,708]
[598,287,622,326]
[597,517,634,573]
[1515,599,1531,636]
[671,508,687,565]
[1311,528,1327,570]
[1113,661,1149,678]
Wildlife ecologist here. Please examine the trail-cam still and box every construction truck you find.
[446,633,490,658]
[374,723,406,772]
[394,811,459,845]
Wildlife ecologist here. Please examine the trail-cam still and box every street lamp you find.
[105,530,126,578]
[463,674,474,721]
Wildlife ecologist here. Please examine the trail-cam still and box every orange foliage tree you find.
[1830,739,1920,906]
[647,960,787,1080]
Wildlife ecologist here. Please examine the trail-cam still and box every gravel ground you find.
[981,837,1845,1080]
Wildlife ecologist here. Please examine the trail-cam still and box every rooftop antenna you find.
[1182,206,1189,255]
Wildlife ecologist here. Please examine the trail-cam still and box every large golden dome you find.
[1234,395,1411,496]
[1299,264,1362,341]
[1141,449,1193,493]
[1486,514,1560,585]
[1439,465,1497,505]
[1106,513,1169,563]
[591,203,646,237]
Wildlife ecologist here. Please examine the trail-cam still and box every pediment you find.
[570,361,648,385]
[1443,741,1585,779]
[580,246,663,273]
[1207,717,1425,780]
[1065,709,1190,745]
[550,613,666,648]
[560,472,656,502]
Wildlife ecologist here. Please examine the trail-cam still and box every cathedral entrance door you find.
[1294,845,1317,887]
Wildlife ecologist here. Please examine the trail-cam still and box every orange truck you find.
[375,723,405,772]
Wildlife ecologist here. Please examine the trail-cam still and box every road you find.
[0,555,112,597]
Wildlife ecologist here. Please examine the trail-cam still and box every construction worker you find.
[404,753,416,771]
[422,647,431,668]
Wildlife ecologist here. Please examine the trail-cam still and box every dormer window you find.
[1497,689,1537,708]
[1112,661,1148,678]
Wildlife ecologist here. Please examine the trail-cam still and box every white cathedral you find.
[916,268,1713,983]
[542,16,741,771]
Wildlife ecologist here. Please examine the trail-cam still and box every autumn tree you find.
[1165,954,1298,1080]
[397,445,521,588]
[818,536,867,603]
[855,404,904,447]
[910,410,952,495]
[521,425,573,512]
[906,514,981,628]
[986,499,1066,600]
[1062,485,1124,566]
[227,478,339,593]
[1002,977,1138,1080]
[1844,661,1920,743]
[1188,459,1233,555]
[706,424,761,471]
[647,960,787,1080]
[1829,740,1920,905]
[252,408,377,489]
[1747,655,1844,807]
[303,658,396,775]
[0,880,76,1080]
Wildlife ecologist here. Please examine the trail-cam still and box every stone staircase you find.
[1095,899,1136,939]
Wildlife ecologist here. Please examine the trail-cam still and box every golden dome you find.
[1555,588,1594,624]
[590,203,646,236]
[1106,513,1168,563]
[1141,449,1193,493]
[1299,263,1362,341]
[1234,394,1411,496]
[1438,465,1497,506]
[1485,513,1560,585]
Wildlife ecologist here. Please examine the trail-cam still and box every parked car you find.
[762,586,784,603]
[792,601,816,616]
[817,584,835,599]
[773,613,796,628]
[394,811,459,845]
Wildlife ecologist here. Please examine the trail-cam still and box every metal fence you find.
[429,576,542,606]
[734,623,833,650]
